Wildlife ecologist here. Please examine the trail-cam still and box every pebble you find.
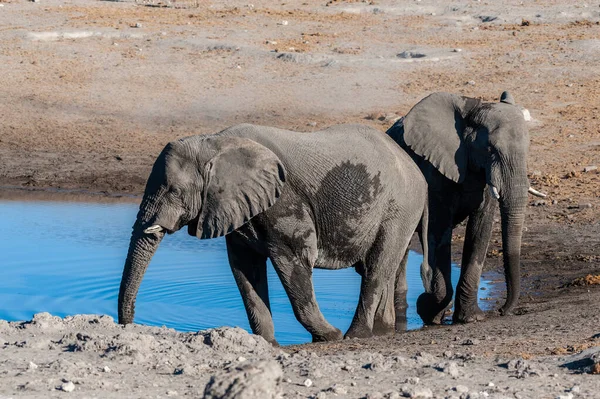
[166,391,178,397]
[351,381,357,387]
[552,200,558,205]
[444,362,461,378]
[278,20,289,26]
[453,48,463,52]
[307,121,317,127]
[134,23,142,28]
[28,362,38,370]
[59,381,75,392]
[303,378,313,388]
[102,366,111,373]
[583,165,597,172]
[467,80,476,85]
[236,356,246,362]
[454,385,469,393]
[463,338,480,345]
[411,388,433,398]
[522,109,532,121]
[328,384,347,395]
[532,200,547,207]
[570,386,581,393]
[556,394,573,399]
[404,377,420,384]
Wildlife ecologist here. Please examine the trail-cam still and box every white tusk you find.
[528,187,547,198]
[489,185,500,200]
[144,225,164,234]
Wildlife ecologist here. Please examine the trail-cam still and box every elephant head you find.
[389,91,532,315]
[118,135,286,325]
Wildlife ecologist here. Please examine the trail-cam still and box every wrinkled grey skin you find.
[387,91,531,325]
[118,123,428,345]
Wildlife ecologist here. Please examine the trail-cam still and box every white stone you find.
[59,381,75,392]
[522,108,532,121]
[303,378,313,387]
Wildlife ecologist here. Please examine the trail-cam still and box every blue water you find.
[0,200,490,345]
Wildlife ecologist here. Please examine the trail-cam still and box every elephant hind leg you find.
[393,251,410,332]
[347,227,409,339]
[226,235,277,345]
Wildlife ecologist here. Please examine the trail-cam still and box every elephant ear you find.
[197,137,286,239]
[400,92,480,183]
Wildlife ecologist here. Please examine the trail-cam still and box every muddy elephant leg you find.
[226,235,277,345]
[454,191,495,323]
[347,230,406,339]
[393,251,410,332]
[417,218,453,325]
[270,252,343,343]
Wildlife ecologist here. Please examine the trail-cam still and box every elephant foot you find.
[416,293,450,325]
[372,321,395,337]
[311,327,343,343]
[499,304,515,316]
[344,324,374,340]
[453,304,485,324]
[395,317,407,333]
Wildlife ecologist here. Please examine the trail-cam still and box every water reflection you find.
[0,200,489,345]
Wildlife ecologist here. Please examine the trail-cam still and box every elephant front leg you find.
[226,236,277,345]
[454,193,495,323]
[271,254,343,343]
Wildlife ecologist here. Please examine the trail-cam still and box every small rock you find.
[411,388,433,398]
[397,50,426,59]
[557,394,573,399]
[570,386,581,393]
[166,391,178,397]
[133,23,142,28]
[59,381,75,392]
[351,381,357,387]
[463,338,480,345]
[552,200,558,205]
[583,165,598,172]
[454,385,469,394]
[467,80,476,85]
[237,356,246,362]
[487,382,495,387]
[453,48,463,52]
[404,377,420,384]
[307,121,317,127]
[102,366,111,373]
[278,20,289,26]
[328,384,347,395]
[532,200,547,207]
[444,362,461,378]
[28,362,38,370]
[522,109,532,121]
[303,378,313,388]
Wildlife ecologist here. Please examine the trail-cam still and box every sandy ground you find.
[0,0,599,397]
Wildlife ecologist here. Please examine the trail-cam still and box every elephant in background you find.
[118,123,428,345]
[387,91,545,325]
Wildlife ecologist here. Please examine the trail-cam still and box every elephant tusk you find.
[144,225,164,234]
[528,187,547,198]
[489,185,500,200]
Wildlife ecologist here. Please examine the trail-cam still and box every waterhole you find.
[0,200,491,344]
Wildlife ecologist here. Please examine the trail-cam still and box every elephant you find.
[118,123,428,345]
[387,91,546,325]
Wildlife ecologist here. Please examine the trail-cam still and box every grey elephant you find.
[387,91,545,325]
[118,123,428,345]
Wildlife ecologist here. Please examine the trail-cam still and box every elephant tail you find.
[418,194,432,293]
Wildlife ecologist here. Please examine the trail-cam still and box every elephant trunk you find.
[498,175,528,315]
[118,218,165,325]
